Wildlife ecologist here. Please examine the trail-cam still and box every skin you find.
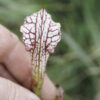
[0,24,56,100]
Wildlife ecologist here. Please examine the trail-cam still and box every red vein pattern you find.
[20,9,61,75]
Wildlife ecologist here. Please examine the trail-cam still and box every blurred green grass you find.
[0,0,100,100]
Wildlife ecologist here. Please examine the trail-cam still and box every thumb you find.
[0,77,40,100]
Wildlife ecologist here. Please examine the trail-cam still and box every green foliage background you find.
[0,0,100,100]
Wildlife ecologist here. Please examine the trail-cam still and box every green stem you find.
[32,67,43,97]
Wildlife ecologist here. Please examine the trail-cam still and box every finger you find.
[0,24,57,99]
[41,75,57,100]
[0,77,40,100]
[0,24,32,88]
[0,64,17,82]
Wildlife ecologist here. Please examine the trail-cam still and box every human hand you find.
[0,24,56,100]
